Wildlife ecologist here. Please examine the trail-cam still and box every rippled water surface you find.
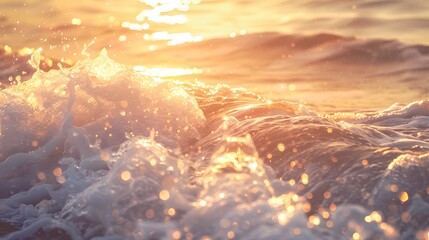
[2,0,429,110]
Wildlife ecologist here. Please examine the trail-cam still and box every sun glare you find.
[121,0,202,46]
[133,66,202,77]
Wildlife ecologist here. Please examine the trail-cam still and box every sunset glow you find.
[0,0,428,239]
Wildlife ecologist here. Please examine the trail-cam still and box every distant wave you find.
[2,32,429,112]
[3,32,429,86]
[138,32,429,111]
[147,32,429,74]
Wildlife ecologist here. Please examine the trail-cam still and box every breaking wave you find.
[0,50,428,239]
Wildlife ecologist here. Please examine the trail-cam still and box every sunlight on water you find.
[133,66,202,77]
[144,31,203,46]
[121,0,203,46]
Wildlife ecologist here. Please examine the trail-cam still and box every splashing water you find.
[28,49,42,71]
[0,51,428,240]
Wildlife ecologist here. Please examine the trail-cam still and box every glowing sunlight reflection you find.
[133,66,203,77]
[121,0,202,46]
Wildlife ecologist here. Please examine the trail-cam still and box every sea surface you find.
[0,0,429,239]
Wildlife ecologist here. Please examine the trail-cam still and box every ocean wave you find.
[139,32,429,111]
[0,51,428,239]
[149,32,429,73]
[4,31,429,90]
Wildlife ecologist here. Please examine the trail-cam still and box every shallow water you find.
[1,0,429,239]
